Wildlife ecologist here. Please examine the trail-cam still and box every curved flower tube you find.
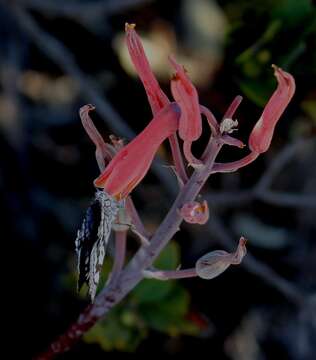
[94,103,180,199]
[196,237,247,280]
[169,55,203,166]
[249,65,296,153]
[125,23,169,113]
[125,23,188,183]
[169,55,202,142]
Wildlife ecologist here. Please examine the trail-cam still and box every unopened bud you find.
[196,237,247,279]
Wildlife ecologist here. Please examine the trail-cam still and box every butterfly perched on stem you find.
[75,191,120,300]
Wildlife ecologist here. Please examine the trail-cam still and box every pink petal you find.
[125,23,169,114]
[169,55,202,141]
[249,65,295,153]
[94,103,180,198]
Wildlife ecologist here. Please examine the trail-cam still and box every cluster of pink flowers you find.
[37,23,297,359]
[94,23,295,213]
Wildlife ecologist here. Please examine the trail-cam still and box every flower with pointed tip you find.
[94,103,180,199]
[125,23,169,114]
[125,23,188,183]
[249,65,295,153]
[169,55,203,166]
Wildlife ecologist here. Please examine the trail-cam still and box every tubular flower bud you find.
[125,23,169,113]
[180,200,209,225]
[169,55,202,142]
[249,65,295,153]
[196,237,247,279]
[169,55,203,166]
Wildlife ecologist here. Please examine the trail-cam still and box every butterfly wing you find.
[75,191,119,300]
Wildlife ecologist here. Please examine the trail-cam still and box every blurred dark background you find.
[1,0,315,359]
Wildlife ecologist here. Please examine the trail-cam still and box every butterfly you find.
[75,191,119,301]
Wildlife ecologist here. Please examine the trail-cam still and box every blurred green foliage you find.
[83,242,199,352]
[226,0,316,106]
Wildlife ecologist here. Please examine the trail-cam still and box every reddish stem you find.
[211,151,259,173]
[143,268,197,280]
[168,134,189,184]
[125,197,149,239]
[109,231,127,285]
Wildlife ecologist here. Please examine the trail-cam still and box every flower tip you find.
[271,63,278,71]
[239,237,247,252]
[236,236,247,261]
[125,22,136,32]
[239,236,247,245]
[83,103,95,110]
[168,54,183,73]
[79,103,95,115]
[93,177,103,188]
[248,65,295,153]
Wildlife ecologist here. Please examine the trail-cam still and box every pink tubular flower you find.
[169,55,202,142]
[169,55,203,166]
[94,103,180,199]
[125,23,188,183]
[249,65,295,153]
[125,23,169,113]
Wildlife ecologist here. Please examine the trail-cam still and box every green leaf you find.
[84,306,147,352]
[84,242,199,350]
[238,78,273,107]
[139,285,191,335]
[235,20,281,65]
[154,241,180,270]
[132,277,174,304]
[131,242,180,304]
[302,100,316,122]
[271,0,313,27]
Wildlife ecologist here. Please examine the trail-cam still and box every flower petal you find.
[94,103,180,198]
[125,23,169,113]
[169,55,202,141]
[249,65,295,153]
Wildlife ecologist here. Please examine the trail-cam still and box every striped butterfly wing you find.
[75,191,119,300]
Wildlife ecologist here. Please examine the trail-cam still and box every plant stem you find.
[212,151,259,173]
[143,268,197,280]
[168,134,189,184]
[125,196,150,240]
[222,95,243,119]
[108,230,127,285]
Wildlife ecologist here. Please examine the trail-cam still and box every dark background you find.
[1,0,315,359]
